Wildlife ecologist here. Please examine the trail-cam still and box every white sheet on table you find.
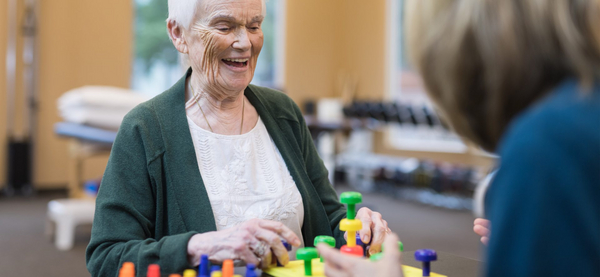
[57,86,150,130]
[58,86,149,111]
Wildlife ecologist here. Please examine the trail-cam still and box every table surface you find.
[243,251,483,277]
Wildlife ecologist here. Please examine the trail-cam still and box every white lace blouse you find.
[185,97,305,249]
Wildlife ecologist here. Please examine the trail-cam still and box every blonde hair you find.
[406,0,600,151]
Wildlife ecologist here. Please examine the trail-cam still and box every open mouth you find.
[222,58,249,68]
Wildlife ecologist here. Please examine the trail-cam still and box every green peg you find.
[340,192,362,219]
[380,241,403,252]
[369,241,404,262]
[369,252,384,261]
[296,247,318,276]
[314,236,336,262]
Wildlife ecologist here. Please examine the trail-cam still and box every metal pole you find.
[20,0,38,195]
[6,0,17,139]
[23,0,38,141]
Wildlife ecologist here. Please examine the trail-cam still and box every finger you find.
[474,218,491,228]
[356,208,373,244]
[481,236,489,246]
[473,224,490,237]
[254,229,290,265]
[369,213,388,254]
[257,220,301,246]
[381,233,402,262]
[234,245,261,266]
[259,249,273,269]
[344,231,348,241]
[270,252,278,266]
[323,262,351,277]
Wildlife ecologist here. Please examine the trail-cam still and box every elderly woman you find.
[318,0,600,277]
[86,0,390,275]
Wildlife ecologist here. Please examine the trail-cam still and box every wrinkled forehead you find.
[196,0,265,24]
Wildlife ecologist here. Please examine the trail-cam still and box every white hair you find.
[168,0,267,30]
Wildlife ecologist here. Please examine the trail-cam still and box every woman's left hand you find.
[345,207,390,255]
[318,233,404,277]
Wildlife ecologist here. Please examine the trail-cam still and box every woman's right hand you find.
[473,218,491,245]
[187,218,301,269]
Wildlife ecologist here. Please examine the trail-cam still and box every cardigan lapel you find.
[245,86,331,245]
[153,69,217,233]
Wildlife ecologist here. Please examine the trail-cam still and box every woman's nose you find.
[232,27,252,51]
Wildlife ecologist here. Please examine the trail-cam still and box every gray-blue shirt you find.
[485,79,600,276]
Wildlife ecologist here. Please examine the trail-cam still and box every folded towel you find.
[58,86,149,110]
[59,106,129,130]
[57,86,150,129]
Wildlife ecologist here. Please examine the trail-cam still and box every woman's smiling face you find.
[186,0,264,94]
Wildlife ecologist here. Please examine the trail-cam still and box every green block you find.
[340,192,362,219]
[314,236,336,262]
[296,247,318,276]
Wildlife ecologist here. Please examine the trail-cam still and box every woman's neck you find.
[186,75,246,135]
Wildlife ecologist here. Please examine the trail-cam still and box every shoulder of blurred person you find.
[484,78,600,276]
[495,79,600,160]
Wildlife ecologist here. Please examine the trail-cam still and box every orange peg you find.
[222,260,234,277]
[119,262,135,277]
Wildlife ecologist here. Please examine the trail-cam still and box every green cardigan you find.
[85,69,347,276]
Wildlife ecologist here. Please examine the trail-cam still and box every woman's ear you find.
[167,20,189,54]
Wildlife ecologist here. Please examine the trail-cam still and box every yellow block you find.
[339,219,362,232]
[263,259,447,277]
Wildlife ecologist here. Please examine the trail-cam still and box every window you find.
[131,0,183,97]
[251,0,286,90]
[387,0,427,106]
[386,0,466,153]
[131,0,286,97]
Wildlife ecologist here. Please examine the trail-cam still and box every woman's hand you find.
[346,207,390,255]
[187,218,301,269]
[318,233,404,277]
[473,218,491,245]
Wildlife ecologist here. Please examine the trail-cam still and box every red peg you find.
[340,245,364,257]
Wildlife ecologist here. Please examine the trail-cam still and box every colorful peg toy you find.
[118,262,135,277]
[369,241,404,261]
[277,239,293,266]
[147,264,160,277]
[199,254,210,277]
[245,264,257,277]
[314,235,336,262]
[414,249,438,277]
[339,192,364,257]
[296,247,319,276]
[355,233,371,256]
[183,269,197,277]
[222,259,234,277]
[117,191,445,277]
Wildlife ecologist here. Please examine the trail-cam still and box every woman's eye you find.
[217,27,230,31]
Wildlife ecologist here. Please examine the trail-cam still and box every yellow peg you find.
[340,218,362,247]
[183,269,197,277]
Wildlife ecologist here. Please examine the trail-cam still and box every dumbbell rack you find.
[310,101,497,210]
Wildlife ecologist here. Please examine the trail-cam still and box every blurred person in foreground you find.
[318,0,600,276]
[86,0,390,275]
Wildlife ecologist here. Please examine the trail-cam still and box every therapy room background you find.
[1,0,496,276]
